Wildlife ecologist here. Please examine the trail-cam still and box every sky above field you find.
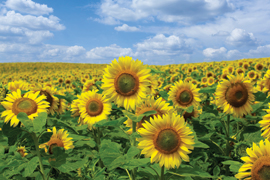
[0,0,270,65]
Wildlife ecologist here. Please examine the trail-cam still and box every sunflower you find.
[29,84,59,116]
[146,76,158,96]
[39,127,74,154]
[70,96,82,117]
[207,77,215,86]
[235,139,270,180]
[247,70,257,81]
[8,80,29,92]
[243,63,249,71]
[201,77,208,85]
[182,107,202,123]
[82,79,98,93]
[168,80,201,110]
[77,89,112,130]
[236,68,245,75]
[255,62,264,71]
[0,89,49,127]
[215,74,255,118]
[102,56,151,110]
[124,97,174,134]
[137,113,195,170]
[259,103,270,140]
[54,89,68,115]
[17,146,28,157]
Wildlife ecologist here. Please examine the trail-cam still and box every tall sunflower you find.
[124,97,174,134]
[215,74,255,118]
[168,80,201,110]
[39,127,74,154]
[102,56,151,110]
[137,113,195,169]
[259,103,270,140]
[1,89,50,127]
[235,139,270,180]
[77,89,112,130]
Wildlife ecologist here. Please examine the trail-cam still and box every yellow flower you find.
[1,89,49,127]
[137,113,195,170]
[102,56,151,110]
[17,146,28,157]
[235,139,270,180]
[39,127,74,154]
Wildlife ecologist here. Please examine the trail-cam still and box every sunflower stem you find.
[225,115,231,176]
[131,121,137,180]
[95,127,104,169]
[160,165,165,180]
[31,133,46,180]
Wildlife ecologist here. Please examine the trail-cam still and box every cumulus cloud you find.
[248,44,270,56]
[66,45,86,56]
[114,24,140,32]
[92,0,234,25]
[0,11,65,30]
[5,0,53,15]
[203,47,227,58]
[86,44,133,59]
[134,34,192,56]
[226,28,257,47]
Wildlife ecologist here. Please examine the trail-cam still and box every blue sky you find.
[0,0,270,65]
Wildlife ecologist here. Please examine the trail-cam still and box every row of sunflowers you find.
[0,56,270,179]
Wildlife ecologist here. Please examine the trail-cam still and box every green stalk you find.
[95,128,104,168]
[160,165,165,180]
[131,121,137,180]
[225,115,231,176]
[31,133,46,180]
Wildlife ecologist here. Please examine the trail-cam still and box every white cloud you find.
[226,28,257,47]
[5,0,53,15]
[0,11,65,30]
[203,47,227,58]
[93,0,234,25]
[114,24,140,32]
[248,44,270,56]
[86,44,133,59]
[25,30,53,44]
[226,49,241,59]
[134,34,192,56]
[66,45,86,56]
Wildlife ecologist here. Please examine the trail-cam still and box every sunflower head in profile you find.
[17,146,28,157]
[235,139,270,180]
[77,89,112,130]
[1,89,49,127]
[137,113,195,170]
[102,56,151,111]
[82,79,98,93]
[168,80,201,110]
[124,97,174,134]
[39,127,74,154]
[215,74,255,118]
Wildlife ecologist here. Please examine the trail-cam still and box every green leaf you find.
[123,110,137,122]
[198,87,216,94]
[17,112,33,130]
[168,165,213,178]
[125,146,140,160]
[193,140,209,148]
[122,158,150,170]
[57,156,89,173]
[33,112,47,134]
[213,166,220,177]
[2,122,22,146]
[22,156,39,177]
[148,67,165,74]
[75,124,88,131]
[93,119,119,128]
[186,105,194,113]
[75,139,96,148]
[99,139,122,167]
[222,160,243,173]
[137,110,157,122]
[50,147,68,167]
[251,102,264,113]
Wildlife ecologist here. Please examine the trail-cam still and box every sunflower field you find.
[0,56,270,180]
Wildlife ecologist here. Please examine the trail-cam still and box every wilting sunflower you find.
[168,80,201,110]
[215,74,255,118]
[137,113,195,169]
[17,146,28,157]
[235,139,270,180]
[102,56,151,110]
[39,127,74,154]
[1,89,49,127]
[258,103,270,140]
[124,97,174,134]
[77,89,112,130]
